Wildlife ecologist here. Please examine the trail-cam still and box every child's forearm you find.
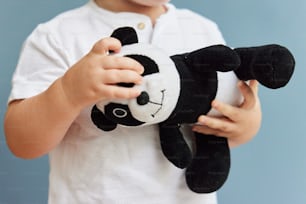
[4,77,82,159]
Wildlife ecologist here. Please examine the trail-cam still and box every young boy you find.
[4,0,261,203]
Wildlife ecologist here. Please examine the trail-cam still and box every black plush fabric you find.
[160,43,294,193]
[185,134,230,193]
[110,27,138,46]
[234,44,295,89]
[91,105,117,131]
[159,45,240,193]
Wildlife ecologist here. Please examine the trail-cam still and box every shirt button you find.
[137,22,146,30]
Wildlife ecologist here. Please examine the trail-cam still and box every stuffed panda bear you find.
[91,27,295,193]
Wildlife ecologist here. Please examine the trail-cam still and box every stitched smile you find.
[150,89,166,118]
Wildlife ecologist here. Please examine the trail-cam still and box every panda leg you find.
[185,133,230,193]
[159,124,193,169]
[234,44,295,89]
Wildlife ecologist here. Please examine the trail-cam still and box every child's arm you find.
[192,80,262,147]
[4,37,144,159]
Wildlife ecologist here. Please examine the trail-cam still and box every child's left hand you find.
[192,80,262,147]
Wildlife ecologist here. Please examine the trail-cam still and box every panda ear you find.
[91,105,117,131]
[110,27,139,46]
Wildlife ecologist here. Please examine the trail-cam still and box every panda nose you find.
[137,91,150,105]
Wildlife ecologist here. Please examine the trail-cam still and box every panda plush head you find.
[91,27,181,130]
[91,27,239,131]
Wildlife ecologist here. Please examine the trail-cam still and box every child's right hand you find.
[60,37,144,109]
[4,37,144,159]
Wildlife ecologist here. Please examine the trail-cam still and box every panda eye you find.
[113,108,128,118]
[125,54,159,76]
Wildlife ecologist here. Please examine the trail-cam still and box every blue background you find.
[0,0,305,203]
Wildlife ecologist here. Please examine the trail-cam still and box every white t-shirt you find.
[9,1,238,203]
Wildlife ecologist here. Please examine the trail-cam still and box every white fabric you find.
[8,1,241,203]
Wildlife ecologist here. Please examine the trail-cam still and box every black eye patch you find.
[105,103,144,126]
[126,54,159,76]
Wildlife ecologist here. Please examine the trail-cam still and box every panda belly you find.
[208,71,243,117]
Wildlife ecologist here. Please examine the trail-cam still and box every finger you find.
[249,80,259,95]
[237,80,256,109]
[192,124,220,136]
[91,37,122,55]
[195,115,236,135]
[102,69,143,85]
[192,123,230,138]
[210,100,241,121]
[102,85,141,100]
[101,56,144,74]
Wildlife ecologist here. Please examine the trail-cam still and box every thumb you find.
[238,80,258,109]
[91,37,122,55]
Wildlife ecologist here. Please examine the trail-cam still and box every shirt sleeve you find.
[207,21,226,45]
[193,12,226,46]
[8,24,70,103]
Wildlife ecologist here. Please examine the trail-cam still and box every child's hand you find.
[60,37,144,109]
[192,80,262,147]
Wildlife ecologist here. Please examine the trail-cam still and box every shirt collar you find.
[87,0,175,31]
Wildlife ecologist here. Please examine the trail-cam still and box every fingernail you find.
[136,77,143,84]
[133,89,141,97]
[211,100,218,108]
[237,81,244,87]
[138,65,145,74]
[198,116,206,124]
